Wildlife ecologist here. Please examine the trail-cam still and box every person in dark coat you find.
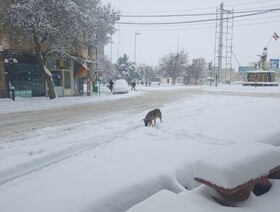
[109,79,114,92]
[131,82,136,91]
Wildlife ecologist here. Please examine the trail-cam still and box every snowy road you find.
[1,85,280,212]
[0,87,204,185]
[0,88,202,143]
[1,86,279,143]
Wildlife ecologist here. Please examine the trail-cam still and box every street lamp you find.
[4,53,18,101]
[134,32,140,65]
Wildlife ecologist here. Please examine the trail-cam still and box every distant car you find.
[113,79,129,94]
[151,81,160,86]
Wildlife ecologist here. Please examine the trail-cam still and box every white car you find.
[113,79,129,94]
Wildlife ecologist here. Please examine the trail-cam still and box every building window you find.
[64,71,71,89]
[52,71,62,86]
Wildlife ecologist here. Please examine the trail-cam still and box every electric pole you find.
[218,3,224,84]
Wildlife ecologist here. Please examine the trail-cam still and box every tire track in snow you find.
[0,120,143,185]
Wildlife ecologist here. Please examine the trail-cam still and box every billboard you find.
[270,59,279,70]
[238,66,254,73]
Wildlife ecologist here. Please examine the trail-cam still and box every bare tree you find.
[187,58,207,85]
[159,50,188,85]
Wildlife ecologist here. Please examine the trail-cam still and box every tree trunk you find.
[172,77,176,85]
[87,45,97,96]
[33,34,56,100]
[44,72,56,99]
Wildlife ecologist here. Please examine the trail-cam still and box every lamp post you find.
[134,33,140,65]
[4,53,18,101]
[0,46,6,98]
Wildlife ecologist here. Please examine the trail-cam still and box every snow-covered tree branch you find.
[159,50,188,85]
[2,0,119,99]
[187,58,207,85]
[114,54,140,83]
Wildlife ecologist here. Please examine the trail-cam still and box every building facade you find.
[0,23,104,98]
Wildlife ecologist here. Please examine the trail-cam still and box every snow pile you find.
[194,142,280,189]
[0,86,145,114]
[127,180,280,212]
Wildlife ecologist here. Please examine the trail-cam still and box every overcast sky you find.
[103,0,280,71]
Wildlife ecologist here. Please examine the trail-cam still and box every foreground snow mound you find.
[194,142,280,189]
[127,180,280,212]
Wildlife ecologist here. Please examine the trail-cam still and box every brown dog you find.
[143,109,162,127]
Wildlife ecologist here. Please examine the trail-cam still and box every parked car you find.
[151,81,160,86]
[113,79,129,94]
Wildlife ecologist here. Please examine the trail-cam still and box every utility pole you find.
[134,33,140,65]
[110,41,113,62]
[117,27,120,60]
[217,3,224,82]
[177,34,180,53]
[218,3,224,84]
[214,3,233,85]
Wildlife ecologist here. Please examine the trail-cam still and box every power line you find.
[116,13,280,31]
[117,8,280,25]
[235,19,280,27]
[120,0,278,16]
[119,12,280,26]
[120,6,216,15]
[120,12,216,18]
[114,2,280,33]
[120,7,279,18]
[118,19,280,32]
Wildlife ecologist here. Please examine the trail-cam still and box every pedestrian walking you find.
[131,82,136,91]
[109,79,114,92]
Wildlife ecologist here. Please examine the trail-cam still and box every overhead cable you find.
[117,8,280,25]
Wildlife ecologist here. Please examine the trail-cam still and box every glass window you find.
[52,71,62,86]
[64,71,71,89]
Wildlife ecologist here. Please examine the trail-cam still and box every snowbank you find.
[194,142,280,189]
[127,180,280,212]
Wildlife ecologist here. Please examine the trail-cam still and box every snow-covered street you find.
[0,85,280,212]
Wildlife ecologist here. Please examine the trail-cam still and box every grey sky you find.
[103,0,280,70]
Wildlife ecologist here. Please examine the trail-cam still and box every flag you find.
[74,62,88,79]
[273,32,279,41]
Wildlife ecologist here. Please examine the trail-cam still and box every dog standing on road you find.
[143,109,162,127]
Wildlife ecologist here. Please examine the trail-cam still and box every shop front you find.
[1,51,90,98]
[46,57,75,97]
[3,52,45,98]
[51,70,73,97]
